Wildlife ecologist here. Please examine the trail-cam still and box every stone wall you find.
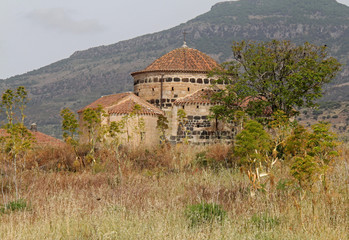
[133,72,225,110]
[79,112,161,148]
[170,104,233,145]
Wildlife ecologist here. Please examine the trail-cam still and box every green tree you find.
[82,105,107,153]
[60,108,79,147]
[210,40,341,118]
[285,122,339,192]
[234,120,272,193]
[1,87,32,200]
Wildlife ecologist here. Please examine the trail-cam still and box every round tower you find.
[131,43,221,110]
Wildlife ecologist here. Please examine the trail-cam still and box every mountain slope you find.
[1,0,349,137]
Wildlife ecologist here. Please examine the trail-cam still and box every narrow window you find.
[152,88,154,91]
[172,87,174,91]
[197,105,199,109]
[188,87,190,91]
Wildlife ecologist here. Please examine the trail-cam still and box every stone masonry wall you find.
[170,104,233,145]
[133,72,226,110]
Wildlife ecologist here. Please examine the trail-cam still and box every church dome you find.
[131,45,220,75]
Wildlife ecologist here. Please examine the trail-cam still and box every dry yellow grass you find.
[0,144,348,239]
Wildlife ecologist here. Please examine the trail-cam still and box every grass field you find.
[0,143,348,239]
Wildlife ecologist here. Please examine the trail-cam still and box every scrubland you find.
[0,142,348,240]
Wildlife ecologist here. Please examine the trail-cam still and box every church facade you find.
[78,43,234,146]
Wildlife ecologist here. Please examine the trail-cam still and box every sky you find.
[1,0,349,79]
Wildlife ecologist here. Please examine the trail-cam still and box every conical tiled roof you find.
[78,92,163,116]
[131,46,220,75]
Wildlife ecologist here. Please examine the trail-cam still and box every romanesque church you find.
[78,42,233,146]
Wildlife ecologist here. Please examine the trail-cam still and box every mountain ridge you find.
[1,0,348,137]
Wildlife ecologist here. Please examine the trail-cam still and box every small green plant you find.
[250,213,280,230]
[185,202,226,227]
[0,199,28,214]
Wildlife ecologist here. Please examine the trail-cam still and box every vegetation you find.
[185,202,226,227]
[210,40,341,119]
[0,83,346,239]
[1,0,349,137]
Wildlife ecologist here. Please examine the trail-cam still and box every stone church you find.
[78,42,233,146]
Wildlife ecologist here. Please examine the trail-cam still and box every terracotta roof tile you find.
[174,88,216,105]
[78,92,163,116]
[77,92,131,113]
[0,129,64,147]
[132,46,220,75]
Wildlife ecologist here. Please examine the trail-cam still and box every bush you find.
[185,202,226,227]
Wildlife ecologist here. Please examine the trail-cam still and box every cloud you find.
[27,8,105,34]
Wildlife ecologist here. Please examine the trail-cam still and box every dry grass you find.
[0,143,348,239]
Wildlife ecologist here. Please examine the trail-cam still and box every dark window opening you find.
[154,77,158,82]
[182,78,189,82]
[166,78,172,82]
[197,78,203,84]
[197,105,199,109]
[182,106,185,109]
[171,87,174,91]
[190,78,195,83]
[174,77,180,82]
[188,87,190,91]
[152,88,154,91]
[204,79,209,84]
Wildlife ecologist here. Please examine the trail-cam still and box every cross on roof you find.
[183,31,188,42]
[182,31,188,48]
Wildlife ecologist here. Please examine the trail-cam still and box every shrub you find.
[185,202,226,227]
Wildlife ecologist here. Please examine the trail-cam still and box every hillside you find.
[1,0,349,137]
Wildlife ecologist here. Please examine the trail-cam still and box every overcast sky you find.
[1,0,349,79]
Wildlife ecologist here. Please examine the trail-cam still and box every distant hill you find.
[1,0,348,137]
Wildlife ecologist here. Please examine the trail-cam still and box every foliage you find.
[82,105,107,151]
[60,108,79,147]
[185,202,226,227]
[234,120,272,167]
[290,155,318,189]
[285,122,339,191]
[1,86,33,200]
[210,40,341,118]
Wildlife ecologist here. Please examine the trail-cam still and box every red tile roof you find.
[174,88,216,105]
[78,92,163,116]
[0,129,64,147]
[131,46,220,75]
[77,92,131,113]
